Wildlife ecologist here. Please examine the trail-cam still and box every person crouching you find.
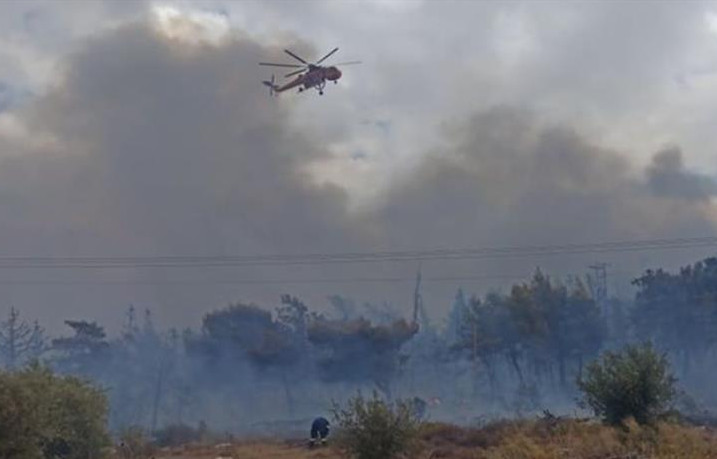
[309,416,330,447]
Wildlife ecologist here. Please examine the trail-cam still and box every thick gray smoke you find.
[16,24,358,255]
[646,146,717,201]
[0,23,369,329]
[376,108,717,246]
[372,109,717,288]
[0,21,715,331]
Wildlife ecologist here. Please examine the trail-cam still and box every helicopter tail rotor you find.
[262,74,277,96]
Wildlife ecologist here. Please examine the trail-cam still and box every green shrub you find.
[577,343,677,426]
[331,391,421,459]
[0,363,110,458]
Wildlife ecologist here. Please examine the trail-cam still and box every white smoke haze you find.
[0,2,713,333]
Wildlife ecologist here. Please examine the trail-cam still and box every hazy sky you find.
[1,0,716,332]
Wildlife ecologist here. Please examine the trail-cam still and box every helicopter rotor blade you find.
[284,49,309,65]
[316,47,339,65]
[333,61,362,66]
[285,68,307,78]
[259,62,304,68]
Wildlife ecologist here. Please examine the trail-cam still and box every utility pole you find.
[412,266,428,329]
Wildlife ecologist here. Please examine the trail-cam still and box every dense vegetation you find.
[0,364,110,458]
[1,255,717,435]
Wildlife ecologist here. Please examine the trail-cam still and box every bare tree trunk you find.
[8,313,16,370]
[481,356,497,401]
[282,372,295,416]
[472,321,479,397]
[151,362,165,432]
[508,349,524,385]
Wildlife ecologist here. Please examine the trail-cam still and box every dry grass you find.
[419,418,717,459]
[134,419,717,459]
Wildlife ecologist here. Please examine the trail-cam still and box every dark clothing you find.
[311,417,330,440]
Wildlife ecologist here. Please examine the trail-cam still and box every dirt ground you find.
[152,440,340,459]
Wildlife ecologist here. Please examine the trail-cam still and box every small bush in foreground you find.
[332,391,421,459]
[578,342,676,426]
[0,363,110,458]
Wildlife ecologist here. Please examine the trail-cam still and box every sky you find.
[0,0,717,332]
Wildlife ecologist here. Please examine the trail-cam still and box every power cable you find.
[0,274,526,286]
[0,236,711,269]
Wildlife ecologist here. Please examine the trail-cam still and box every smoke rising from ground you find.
[0,20,715,331]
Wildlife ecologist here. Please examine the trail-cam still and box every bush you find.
[577,343,677,426]
[0,363,110,458]
[331,391,421,459]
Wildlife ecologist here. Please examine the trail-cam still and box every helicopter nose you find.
[327,67,342,80]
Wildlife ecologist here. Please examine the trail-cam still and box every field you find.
[137,417,717,459]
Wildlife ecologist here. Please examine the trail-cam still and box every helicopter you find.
[260,47,360,96]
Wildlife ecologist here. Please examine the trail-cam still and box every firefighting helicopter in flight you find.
[260,47,361,96]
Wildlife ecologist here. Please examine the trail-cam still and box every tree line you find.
[1,255,716,431]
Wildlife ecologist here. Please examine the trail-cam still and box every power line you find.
[0,274,526,286]
[0,236,712,269]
